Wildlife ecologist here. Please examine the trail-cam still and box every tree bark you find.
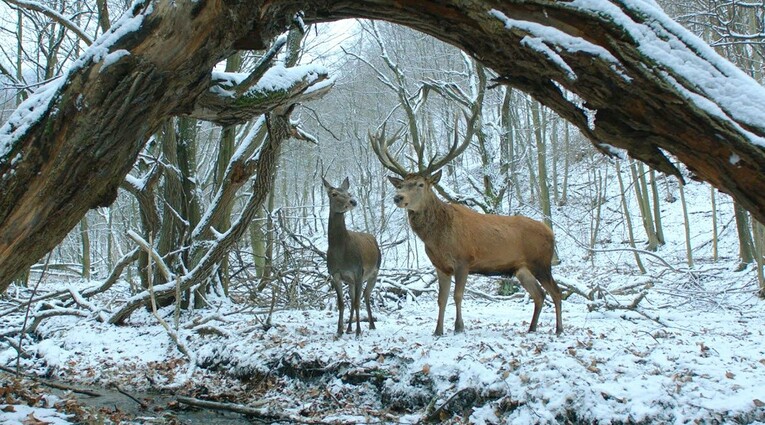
[2,0,765,292]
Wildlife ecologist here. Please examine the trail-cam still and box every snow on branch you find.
[489,9,626,81]
[191,63,333,126]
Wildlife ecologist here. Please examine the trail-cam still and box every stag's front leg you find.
[453,266,468,333]
[331,275,345,336]
[434,269,452,336]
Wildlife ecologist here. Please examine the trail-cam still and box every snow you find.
[488,1,765,148]
[4,211,765,424]
[99,49,131,73]
[563,0,765,144]
[489,9,628,81]
[0,404,71,425]
[210,63,329,99]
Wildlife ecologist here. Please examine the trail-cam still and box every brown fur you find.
[389,171,563,336]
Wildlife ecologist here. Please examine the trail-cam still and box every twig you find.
[111,383,148,409]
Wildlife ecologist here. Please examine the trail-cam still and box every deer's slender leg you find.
[353,281,363,336]
[364,272,378,330]
[516,267,545,332]
[536,270,563,335]
[346,280,356,334]
[332,275,345,336]
[453,265,468,333]
[434,268,452,336]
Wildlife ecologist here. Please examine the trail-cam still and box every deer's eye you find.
[332,193,337,197]
[418,183,424,188]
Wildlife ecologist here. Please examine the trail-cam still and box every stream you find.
[49,384,262,424]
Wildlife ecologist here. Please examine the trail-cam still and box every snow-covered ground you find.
[2,150,765,425]
[2,231,764,424]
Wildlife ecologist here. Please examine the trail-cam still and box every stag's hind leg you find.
[453,266,469,333]
[516,267,545,333]
[536,269,563,335]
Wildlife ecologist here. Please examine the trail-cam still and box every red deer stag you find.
[323,177,381,336]
[387,171,563,336]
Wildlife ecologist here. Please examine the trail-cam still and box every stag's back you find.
[413,202,554,277]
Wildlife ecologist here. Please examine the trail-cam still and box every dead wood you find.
[176,396,325,423]
[0,365,102,397]
[425,387,480,422]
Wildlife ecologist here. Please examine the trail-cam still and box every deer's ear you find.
[322,177,332,190]
[430,170,442,185]
[388,176,403,188]
[341,177,350,190]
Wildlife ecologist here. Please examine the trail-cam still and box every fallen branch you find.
[425,387,479,422]
[0,248,139,318]
[176,396,326,423]
[176,395,268,414]
[0,365,102,397]
[110,383,148,409]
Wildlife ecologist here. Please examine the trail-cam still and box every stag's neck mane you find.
[407,191,453,240]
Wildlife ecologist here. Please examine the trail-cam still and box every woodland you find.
[0,0,765,424]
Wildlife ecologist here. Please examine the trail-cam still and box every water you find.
[53,385,261,424]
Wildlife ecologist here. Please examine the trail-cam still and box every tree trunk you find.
[710,187,718,262]
[649,169,665,245]
[735,203,755,267]
[678,180,694,268]
[616,162,646,274]
[2,0,765,292]
[531,101,552,229]
[630,161,659,251]
[80,216,91,280]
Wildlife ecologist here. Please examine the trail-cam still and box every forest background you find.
[0,0,764,423]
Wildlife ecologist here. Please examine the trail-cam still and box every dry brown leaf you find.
[422,364,431,375]
[753,399,764,407]
[725,371,735,379]
[22,413,51,425]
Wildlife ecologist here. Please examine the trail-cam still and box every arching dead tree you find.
[1,0,765,292]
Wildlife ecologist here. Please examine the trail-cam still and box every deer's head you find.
[323,177,357,214]
[388,171,442,212]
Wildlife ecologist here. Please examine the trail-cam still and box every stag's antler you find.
[369,123,408,177]
[423,111,476,175]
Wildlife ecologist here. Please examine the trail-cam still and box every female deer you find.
[323,177,381,336]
